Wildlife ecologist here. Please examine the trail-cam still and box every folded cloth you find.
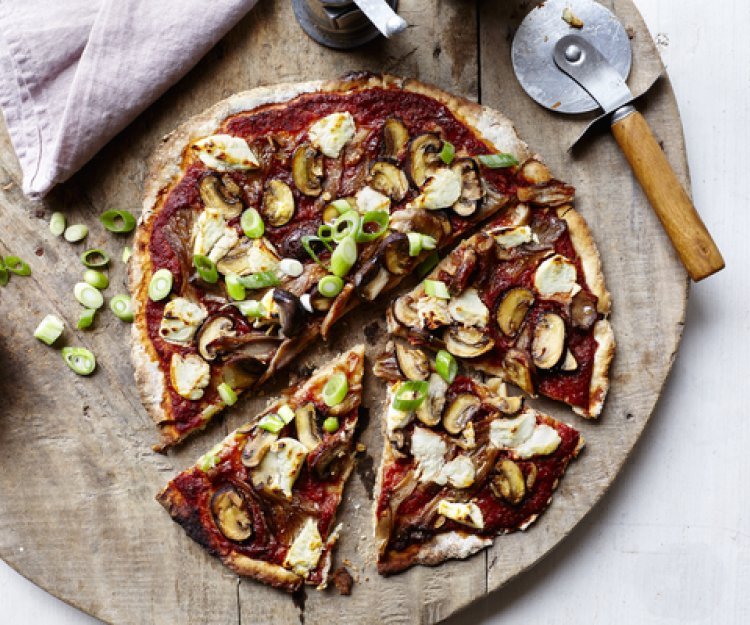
[0,0,258,198]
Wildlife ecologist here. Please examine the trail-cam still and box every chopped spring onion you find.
[148,268,173,301]
[258,413,285,434]
[317,223,334,242]
[392,380,429,411]
[4,256,31,276]
[421,235,437,251]
[110,294,134,322]
[61,346,96,376]
[49,212,66,236]
[279,257,304,278]
[323,416,340,433]
[423,279,450,299]
[83,269,109,290]
[332,210,361,242]
[416,250,440,278]
[236,299,266,318]
[0,266,8,287]
[318,275,343,298]
[218,382,238,406]
[436,350,458,384]
[74,282,104,309]
[407,233,423,257]
[197,443,223,472]
[81,248,110,268]
[277,404,296,424]
[440,141,455,165]
[355,210,390,243]
[330,236,357,277]
[121,246,132,263]
[477,153,519,168]
[100,209,136,233]
[331,199,353,214]
[34,314,64,345]
[77,308,97,330]
[301,235,332,267]
[225,274,246,301]
[322,372,349,407]
[193,254,218,283]
[239,270,280,290]
[64,224,89,243]
[241,208,265,239]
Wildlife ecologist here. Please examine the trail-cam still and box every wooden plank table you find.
[0,1,689,623]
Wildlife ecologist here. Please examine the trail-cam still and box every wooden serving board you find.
[0,1,688,623]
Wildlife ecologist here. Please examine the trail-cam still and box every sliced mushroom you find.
[241,429,278,468]
[517,180,575,207]
[391,296,420,328]
[382,118,410,161]
[561,349,578,371]
[309,289,334,312]
[216,237,279,277]
[490,459,526,505]
[379,232,411,275]
[484,394,524,415]
[197,315,236,360]
[273,289,306,338]
[442,393,481,435]
[496,287,535,337]
[502,349,535,395]
[531,313,566,369]
[309,436,349,479]
[416,373,448,426]
[199,173,242,219]
[526,463,538,489]
[261,180,295,226]
[395,343,429,381]
[211,333,283,364]
[450,159,484,217]
[444,325,494,359]
[211,486,253,541]
[294,402,321,451]
[292,143,323,196]
[373,348,402,381]
[408,133,442,187]
[354,255,390,302]
[389,207,451,244]
[369,161,409,201]
[570,290,598,330]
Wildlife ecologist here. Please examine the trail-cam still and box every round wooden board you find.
[0,1,688,624]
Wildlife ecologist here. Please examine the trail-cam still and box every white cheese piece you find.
[514,424,561,459]
[192,134,260,171]
[410,168,462,210]
[258,289,277,320]
[439,455,476,489]
[251,437,307,499]
[415,295,451,330]
[355,185,391,214]
[411,427,447,483]
[159,298,207,344]
[489,411,537,449]
[284,518,324,578]
[534,254,581,298]
[492,225,536,248]
[207,228,239,264]
[218,238,280,277]
[169,353,210,400]
[437,499,484,529]
[193,209,227,258]
[308,112,356,158]
[448,288,489,328]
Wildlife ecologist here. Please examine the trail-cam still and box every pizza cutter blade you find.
[511,0,724,282]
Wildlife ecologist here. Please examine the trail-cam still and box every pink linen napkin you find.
[0,0,258,198]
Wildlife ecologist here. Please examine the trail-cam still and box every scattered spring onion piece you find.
[330,199,353,214]
[77,308,97,330]
[0,266,7,286]
[236,300,266,318]
[100,209,136,233]
[407,233,423,257]
[258,413,285,434]
[49,212,66,237]
[421,235,437,251]
[34,314,64,345]
[239,270,280,290]
[218,382,238,406]
[318,275,343,298]
[322,372,348,407]
[330,236,357,277]
[301,235,331,268]
[416,250,440,278]
[4,256,31,276]
[225,274,246,301]
[323,416,340,433]
[110,294,134,322]
[436,350,458,384]
[197,447,221,472]
[241,208,264,239]
[317,223,334,242]
[279,258,304,278]
[121,246,132,263]
[193,254,218,283]
[80,248,110,268]
[83,269,109,290]
[148,268,173,301]
[74,282,104,309]
[440,141,455,165]
[355,210,390,243]
[61,346,96,376]
[423,279,450,299]
[64,224,89,243]
[332,210,361,243]
[477,153,519,168]
[392,380,430,411]
[278,404,296,424]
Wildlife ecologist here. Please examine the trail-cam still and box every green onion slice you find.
[416,250,440,278]
[440,141,455,165]
[50,212,66,237]
[322,372,349,407]
[77,308,97,330]
[225,274,246,301]
[148,268,173,301]
[4,256,31,276]
[241,208,265,239]
[436,350,458,384]
[197,448,221,473]
[477,153,519,168]
[423,279,450,299]
[239,270,280,290]
[258,413,285,434]
[355,210,390,243]
[193,254,218,283]
[301,235,332,268]
[81,248,110,268]
[407,232,423,257]
[323,416,340,433]
[236,299,266,318]
[318,275,343,298]
[61,346,96,376]
[330,236,357,277]
[64,224,88,243]
[100,209,136,233]
[74,282,104,309]
[121,246,132,263]
[392,380,430,411]
[83,269,109,290]
[0,264,7,287]
[218,382,238,406]
[34,314,64,345]
[317,223,334,242]
[110,294,134,322]
[421,235,437,251]
[332,210,361,243]
[330,199,353,214]
[277,404,296,424]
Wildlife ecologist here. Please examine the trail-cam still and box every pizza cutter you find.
[512,0,724,281]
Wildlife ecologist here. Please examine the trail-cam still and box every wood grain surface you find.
[0,1,688,624]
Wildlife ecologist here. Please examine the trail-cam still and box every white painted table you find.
[1,0,747,622]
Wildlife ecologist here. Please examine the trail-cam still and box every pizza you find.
[372,341,584,574]
[157,346,364,591]
[128,73,584,449]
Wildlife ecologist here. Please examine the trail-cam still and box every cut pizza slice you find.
[372,342,584,575]
[386,180,615,418]
[157,345,364,592]
[130,73,576,449]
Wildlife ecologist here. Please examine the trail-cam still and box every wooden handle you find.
[611,109,724,281]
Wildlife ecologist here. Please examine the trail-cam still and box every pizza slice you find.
[130,73,575,449]
[386,179,615,418]
[156,345,363,591]
[372,342,583,574]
